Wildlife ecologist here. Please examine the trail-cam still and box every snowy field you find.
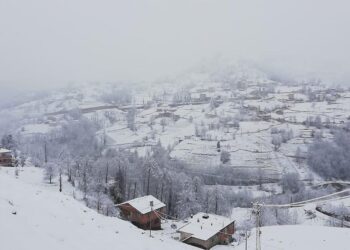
[230,225,350,250]
[0,167,195,250]
[4,82,350,188]
[2,82,350,249]
[1,166,349,250]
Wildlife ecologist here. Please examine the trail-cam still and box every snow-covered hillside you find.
[1,62,350,250]
[1,166,349,250]
[0,167,194,250]
[231,225,350,250]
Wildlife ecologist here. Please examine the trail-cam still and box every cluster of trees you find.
[172,89,191,104]
[261,207,299,226]
[250,86,275,98]
[100,88,132,105]
[194,118,239,141]
[194,121,208,139]
[303,115,326,129]
[126,108,136,131]
[258,182,335,227]
[280,173,303,194]
[319,203,350,227]
[307,130,350,180]
[301,86,340,103]
[16,116,234,219]
[271,127,294,151]
[198,165,277,186]
[1,134,17,150]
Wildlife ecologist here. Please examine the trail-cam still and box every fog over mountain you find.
[2,2,350,250]
[1,0,350,89]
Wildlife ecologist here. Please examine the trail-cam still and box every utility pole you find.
[149,200,154,237]
[253,203,262,250]
[245,230,249,250]
[59,169,62,192]
[44,141,48,163]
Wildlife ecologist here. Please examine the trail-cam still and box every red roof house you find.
[117,195,166,230]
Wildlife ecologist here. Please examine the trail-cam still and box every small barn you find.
[177,213,235,249]
[0,148,12,167]
[117,195,166,230]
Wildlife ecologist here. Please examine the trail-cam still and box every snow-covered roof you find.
[177,212,234,241]
[0,148,11,154]
[119,195,165,215]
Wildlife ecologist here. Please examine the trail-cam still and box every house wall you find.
[218,222,235,243]
[184,237,213,250]
[180,221,235,249]
[118,204,165,230]
[179,232,192,241]
[0,153,12,167]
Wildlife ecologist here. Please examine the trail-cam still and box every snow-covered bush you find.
[271,134,282,151]
[280,173,303,194]
[307,130,350,180]
[220,150,230,164]
[44,162,58,184]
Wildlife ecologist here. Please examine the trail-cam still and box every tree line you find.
[10,116,235,219]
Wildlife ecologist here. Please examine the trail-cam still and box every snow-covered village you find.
[1,1,350,250]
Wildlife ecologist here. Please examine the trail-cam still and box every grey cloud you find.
[0,0,349,88]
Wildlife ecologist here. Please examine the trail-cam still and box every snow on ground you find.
[0,167,195,250]
[246,98,286,111]
[227,225,350,250]
[157,118,194,147]
[18,123,55,136]
[238,121,275,134]
[105,126,146,146]
[284,99,350,124]
[8,82,350,182]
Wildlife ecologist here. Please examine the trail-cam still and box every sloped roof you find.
[0,148,11,154]
[177,212,234,241]
[118,195,165,215]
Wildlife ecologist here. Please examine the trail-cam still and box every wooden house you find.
[177,213,235,249]
[117,195,166,230]
[0,148,12,167]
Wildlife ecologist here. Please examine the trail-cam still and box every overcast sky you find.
[1,0,350,89]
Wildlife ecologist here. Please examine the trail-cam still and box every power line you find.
[155,210,180,221]
[312,181,350,186]
[251,188,350,250]
[261,188,350,208]
[153,209,168,222]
